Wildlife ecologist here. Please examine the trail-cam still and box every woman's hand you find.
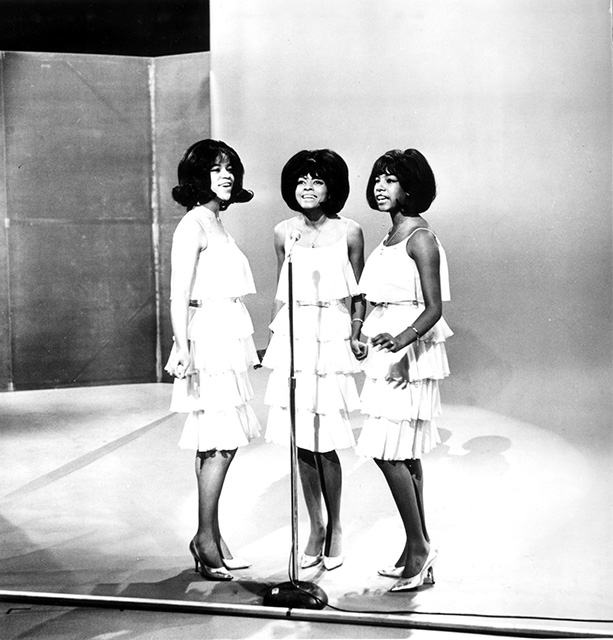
[371,332,404,353]
[385,354,411,388]
[170,346,195,379]
[350,337,368,360]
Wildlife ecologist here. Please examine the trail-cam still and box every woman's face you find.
[209,156,235,202]
[373,172,407,212]
[295,173,328,210]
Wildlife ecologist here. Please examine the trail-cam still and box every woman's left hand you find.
[371,332,403,353]
[350,337,368,360]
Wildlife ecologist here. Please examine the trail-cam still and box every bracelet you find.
[409,325,420,340]
[352,317,364,324]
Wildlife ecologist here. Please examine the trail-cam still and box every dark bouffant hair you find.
[366,148,436,214]
[280,149,350,215]
[171,139,253,211]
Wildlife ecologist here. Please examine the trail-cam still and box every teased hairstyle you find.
[171,139,253,211]
[281,149,350,215]
[366,148,436,214]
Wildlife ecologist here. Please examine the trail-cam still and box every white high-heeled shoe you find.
[389,547,437,592]
[300,553,323,569]
[323,555,344,571]
[222,556,252,570]
[378,564,404,578]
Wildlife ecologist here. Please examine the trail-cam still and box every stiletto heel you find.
[189,539,234,581]
[389,547,437,592]
[427,566,435,585]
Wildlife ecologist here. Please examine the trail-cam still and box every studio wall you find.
[210,0,612,448]
[0,51,210,390]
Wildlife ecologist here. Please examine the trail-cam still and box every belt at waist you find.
[295,299,346,308]
[371,300,421,308]
[189,297,240,307]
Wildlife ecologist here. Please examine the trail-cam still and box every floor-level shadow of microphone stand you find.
[263,233,328,610]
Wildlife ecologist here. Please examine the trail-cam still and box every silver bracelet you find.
[409,325,420,340]
[352,317,364,324]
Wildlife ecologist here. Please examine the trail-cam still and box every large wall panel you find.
[2,52,156,389]
[152,52,211,382]
[0,56,10,389]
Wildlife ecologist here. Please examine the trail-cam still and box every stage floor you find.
[0,376,611,639]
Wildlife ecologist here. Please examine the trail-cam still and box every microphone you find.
[286,230,302,257]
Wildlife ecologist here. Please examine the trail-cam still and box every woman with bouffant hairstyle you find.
[356,148,452,592]
[263,148,366,572]
[165,139,260,582]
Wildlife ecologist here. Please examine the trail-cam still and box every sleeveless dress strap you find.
[406,227,436,242]
[284,219,297,250]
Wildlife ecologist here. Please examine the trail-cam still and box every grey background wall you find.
[0,51,210,390]
[211,0,612,449]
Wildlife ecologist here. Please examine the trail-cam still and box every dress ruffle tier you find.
[165,298,261,451]
[355,302,452,460]
[262,300,360,452]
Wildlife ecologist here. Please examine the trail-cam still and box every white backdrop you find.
[210,0,612,448]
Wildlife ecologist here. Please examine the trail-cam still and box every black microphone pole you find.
[263,237,327,609]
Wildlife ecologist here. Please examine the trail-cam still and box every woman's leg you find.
[194,448,237,567]
[297,447,326,556]
[405,458,429,542]
[375,458,429,578]
[318,450,343,559]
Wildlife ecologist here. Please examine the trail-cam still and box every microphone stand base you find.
[263,581,328,610]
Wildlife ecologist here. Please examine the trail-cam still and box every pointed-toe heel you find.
[189,539,234,581]
[388,548,437,593]
[378,564,404,579]
[323,555,344,571]
[300,553,323,569]
[222,556,252,570]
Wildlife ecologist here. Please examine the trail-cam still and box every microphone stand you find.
[263,247,328,610]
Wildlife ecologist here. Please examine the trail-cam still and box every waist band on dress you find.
[372,300,421,308]
[297,300,331,308]
[189,297,240,307]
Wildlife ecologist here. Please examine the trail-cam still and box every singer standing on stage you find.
[262,149,366,571]
[355,148,452,592]
[165,139,260,581]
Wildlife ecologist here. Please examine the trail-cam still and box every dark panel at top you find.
[0,0,209,57]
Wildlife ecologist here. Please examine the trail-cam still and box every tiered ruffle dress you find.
[262,220,361,452]
[355,227,452,461]
[165,222,261,452]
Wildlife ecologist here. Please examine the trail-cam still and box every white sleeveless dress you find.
[355,228,453,460]
[165,215,261,451]
[262,219,361,452]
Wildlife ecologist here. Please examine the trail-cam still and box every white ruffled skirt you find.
[355,302,452,460]
[262,300,361,453]
[165,297,261,451]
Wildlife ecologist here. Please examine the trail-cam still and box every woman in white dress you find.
[263,149,366,571]
[165,139,260,581]
[356,148,452,592]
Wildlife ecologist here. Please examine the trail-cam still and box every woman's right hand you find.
[385,354,411,388]
[170,346,194,379]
